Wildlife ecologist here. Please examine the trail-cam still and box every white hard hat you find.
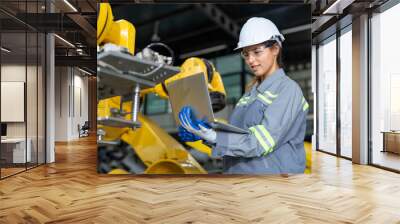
[235,17,284,50]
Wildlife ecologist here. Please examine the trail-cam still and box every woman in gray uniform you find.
[178,17,309,174]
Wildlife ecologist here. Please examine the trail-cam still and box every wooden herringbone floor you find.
[1,137,400,224]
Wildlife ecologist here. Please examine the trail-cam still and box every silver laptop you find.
[166,72,248,134]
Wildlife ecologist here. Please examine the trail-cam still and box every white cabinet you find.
[1,138,31,163]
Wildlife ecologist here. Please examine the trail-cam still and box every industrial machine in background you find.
[97,3,226,174]
[97,2,135,55]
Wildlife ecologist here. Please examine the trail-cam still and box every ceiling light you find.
[322,0,354,15]
[1,47,11,53]
[179,44,227,59]
[63,0,78,12]
[78,67,92,76]
[281,24,311,35]
[54,34,75,48]
[76,48,86,55]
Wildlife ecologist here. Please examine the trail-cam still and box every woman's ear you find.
[271,44,280,56]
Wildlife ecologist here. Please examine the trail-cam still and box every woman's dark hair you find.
[246,40,283,91]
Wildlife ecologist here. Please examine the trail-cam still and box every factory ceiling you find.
[110,3,312,66]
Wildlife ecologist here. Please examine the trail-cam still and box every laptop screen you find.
[166,72,215,126]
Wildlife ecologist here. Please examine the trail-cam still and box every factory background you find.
[95,3,312,174]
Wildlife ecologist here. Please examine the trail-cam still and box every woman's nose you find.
[247,54,256,64]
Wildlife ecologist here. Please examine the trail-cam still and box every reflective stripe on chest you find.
[236,90,278,107]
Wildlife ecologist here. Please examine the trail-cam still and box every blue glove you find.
[178,106,216,143]
[178,125,201,142]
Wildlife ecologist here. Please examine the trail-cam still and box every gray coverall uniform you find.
[212,68,309,174]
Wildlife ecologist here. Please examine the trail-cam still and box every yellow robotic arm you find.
[97,3,136,55]
[98,3,226,112]
[97,3,226,173]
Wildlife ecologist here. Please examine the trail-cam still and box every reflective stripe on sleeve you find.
[249,125,276,155]
[257,125,275,152]
[249,127,271,155]
[303,102,309,111]
[302,97,309,111]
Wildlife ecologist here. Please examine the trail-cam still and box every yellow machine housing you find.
[142,57,226,100]
[98,96,206,174]
[97,3,227,174]
[97,3,207,174]
[97,55,228,174]
[97,4,223,173]
[97,3,136,55]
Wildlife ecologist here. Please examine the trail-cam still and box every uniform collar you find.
[256,68,285,93]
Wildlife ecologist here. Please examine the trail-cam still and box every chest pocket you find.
[242,90,278,128]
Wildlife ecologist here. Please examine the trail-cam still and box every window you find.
[339,27,352,158]
[317,35,337,154]
[0,0,46,179]
[145,93,169,115]
[222,74,241,103]
[371,3,400,171]
[215,54,242,76]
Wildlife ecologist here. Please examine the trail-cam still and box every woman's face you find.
[241,43,279,78]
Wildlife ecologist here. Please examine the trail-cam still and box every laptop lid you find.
[166,72,215,126]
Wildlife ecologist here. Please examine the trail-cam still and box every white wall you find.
[1,82,25,122]
[55,67,89,141]
[55,67,69,141]
[1,65,27,137]
[71,72,89,138]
